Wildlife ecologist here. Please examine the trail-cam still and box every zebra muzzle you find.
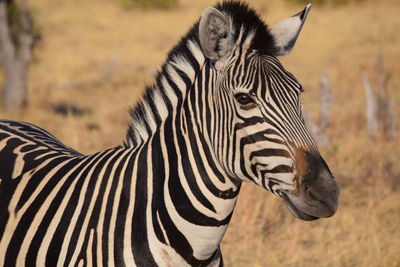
[280,151,340,220]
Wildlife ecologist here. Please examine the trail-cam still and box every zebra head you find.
[198,3,340,220]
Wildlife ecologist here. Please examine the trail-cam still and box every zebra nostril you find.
[303,186,320,202]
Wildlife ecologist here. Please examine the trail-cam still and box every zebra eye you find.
[235,93,253,105]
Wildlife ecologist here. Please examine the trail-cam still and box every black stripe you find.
[131,145,157,266]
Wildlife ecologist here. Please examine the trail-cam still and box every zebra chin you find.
[279,191,322,221]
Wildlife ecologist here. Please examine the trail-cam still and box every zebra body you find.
[0,120,231,266]
[0,2,340,266]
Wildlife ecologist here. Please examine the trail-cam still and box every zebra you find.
[0,2,340,266]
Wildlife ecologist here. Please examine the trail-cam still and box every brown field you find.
[1,0,400,266]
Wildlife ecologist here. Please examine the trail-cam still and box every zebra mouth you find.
[278,191,319,221]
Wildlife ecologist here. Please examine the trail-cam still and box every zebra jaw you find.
[279,191,319,221]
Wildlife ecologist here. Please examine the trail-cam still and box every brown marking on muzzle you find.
[293,147,309,193]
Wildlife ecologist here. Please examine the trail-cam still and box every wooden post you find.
[303,73,333,147]
[363,72,379,137]
[319,73,333,131]
[363,53,397,139]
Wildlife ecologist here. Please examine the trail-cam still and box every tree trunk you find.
[4,60,27,110]
[0,0,33,111]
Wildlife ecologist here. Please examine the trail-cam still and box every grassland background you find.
[1,0,400,266]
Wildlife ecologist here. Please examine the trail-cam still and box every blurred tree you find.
[0,0,39,111]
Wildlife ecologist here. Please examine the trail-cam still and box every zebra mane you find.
[124,1,277,147]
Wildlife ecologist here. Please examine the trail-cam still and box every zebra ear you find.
[270,4,312,56]
[198,7,235,62]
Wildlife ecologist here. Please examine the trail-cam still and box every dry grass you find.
[1,0,399,266]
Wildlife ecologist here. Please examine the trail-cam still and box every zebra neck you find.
[122,37,241,263]
[123,105,241,265]
[125,37,208,146]
[140,122,240,265]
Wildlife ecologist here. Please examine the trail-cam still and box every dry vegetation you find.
[1,0,399,266]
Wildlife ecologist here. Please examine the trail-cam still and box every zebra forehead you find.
[214,1,277,55]
[225,53,299,86]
